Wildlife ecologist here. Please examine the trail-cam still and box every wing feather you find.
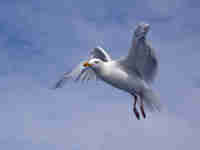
[53,46,111,89]
[90,46,111,61]
[118,24,158,83]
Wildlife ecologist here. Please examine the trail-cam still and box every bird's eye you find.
[94,61,99,64]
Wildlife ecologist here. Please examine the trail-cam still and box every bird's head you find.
[83,58,104,71]
[134,23,150,39]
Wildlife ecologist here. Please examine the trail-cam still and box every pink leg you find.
[133,95,140,120]
[140,99,146,119]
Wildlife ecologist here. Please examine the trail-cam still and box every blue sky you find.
[0,0,200,149]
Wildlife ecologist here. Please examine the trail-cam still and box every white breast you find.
[98,61,145,93]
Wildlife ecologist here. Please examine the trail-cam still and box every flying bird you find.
[53,23,161,120]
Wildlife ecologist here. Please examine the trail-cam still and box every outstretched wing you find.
[52,61,97,89]
[119,24,158,83]
[53,46,111,89]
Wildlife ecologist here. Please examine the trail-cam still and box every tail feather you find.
[141,88,161,112]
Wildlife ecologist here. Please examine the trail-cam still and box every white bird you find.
[53,23,161,120]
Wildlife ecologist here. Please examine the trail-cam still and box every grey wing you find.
[134,44,158,82]
[52,61,97,89]
[53,46,111,89]
[119,42,158,83]
[90,46,112,62]
[143,46,158,82]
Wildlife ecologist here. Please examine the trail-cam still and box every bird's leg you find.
[140,98,146,119]
[133,94,140,120]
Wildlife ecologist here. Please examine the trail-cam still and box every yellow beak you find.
[83,61,92,67]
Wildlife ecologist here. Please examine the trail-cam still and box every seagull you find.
[53,23,161,120]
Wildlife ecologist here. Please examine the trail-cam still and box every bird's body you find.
[53,23,161,120]
[96,61,146,94]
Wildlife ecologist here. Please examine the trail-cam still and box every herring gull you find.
[53,23,161,120]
